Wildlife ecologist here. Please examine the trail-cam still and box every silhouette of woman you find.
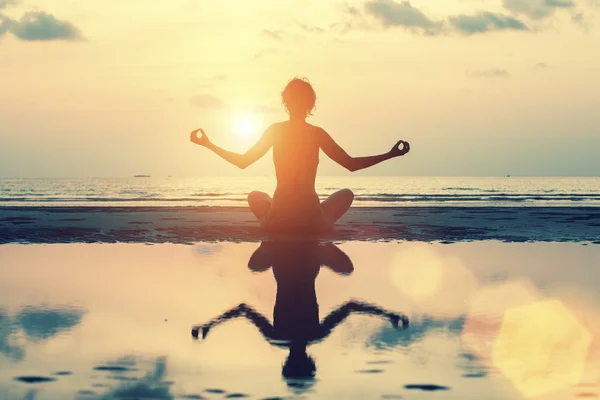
[191,241,408,391]
[190,77,411,233]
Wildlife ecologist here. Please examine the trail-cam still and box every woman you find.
[190,77,410,233]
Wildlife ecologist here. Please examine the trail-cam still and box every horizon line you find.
[1,175,599,179]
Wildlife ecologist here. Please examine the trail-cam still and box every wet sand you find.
[1,242,600,399]
[1,206,599,243]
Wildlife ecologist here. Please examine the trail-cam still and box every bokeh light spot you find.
[492,298,592,398]
[390,244,477,318]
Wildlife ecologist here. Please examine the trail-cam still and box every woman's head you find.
[282,345,316,393]
[281,77,316,119]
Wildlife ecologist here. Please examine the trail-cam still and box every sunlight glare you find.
[235,115,258,137]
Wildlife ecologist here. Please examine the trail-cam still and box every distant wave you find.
[190,193,235,197]
[2,193,600,204]
[2,177,599,207]
[0,197,246,202]
[354,195,600,203]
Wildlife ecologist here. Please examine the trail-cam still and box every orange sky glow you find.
[1,0,599,176]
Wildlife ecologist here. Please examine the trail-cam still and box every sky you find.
[0,0,599,177]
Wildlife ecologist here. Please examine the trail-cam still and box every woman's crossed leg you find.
[247,189,354,230]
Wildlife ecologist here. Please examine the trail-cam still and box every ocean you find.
[0,176,599,207]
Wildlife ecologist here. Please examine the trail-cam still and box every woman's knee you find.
[342,188,354,199]
[247,191,269,203]
[247,191,271,221]
[339,189,354,205]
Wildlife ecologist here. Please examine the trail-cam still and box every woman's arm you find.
[190,125,275,170]
[317,300,409,341]
[191,303,274,340]
[319,129,410,172]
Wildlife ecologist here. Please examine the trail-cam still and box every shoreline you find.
[1,206,599,244]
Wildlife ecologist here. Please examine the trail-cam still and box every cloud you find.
[0,308,24,362]
[342,0,529,36]
[262,29,283,40]
[189,94,225,109]
[0,14,10,36]
[502,0,576,20]
[466,68,511,78]
[364,0,443,34]
[16,306,84,341]
[0,306,84,362]
[0,0,19,9]
[535,62,549,69]
[253,105,280,114]
[571,11,585,23]
[99,357,174,400]
[3,11,84,41]
[296,21,325,33]
[338,0,582,36]
[449,12,529,34]
[252,47,278,59]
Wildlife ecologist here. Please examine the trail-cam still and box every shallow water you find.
[2,176,600,207]
[1,241,600,399]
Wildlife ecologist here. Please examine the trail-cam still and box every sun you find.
[235,115,258,137]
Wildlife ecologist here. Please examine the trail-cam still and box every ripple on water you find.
[14,376,57,384]
[107,375,139,382]
[204,388,226,394]
[404,384,450,392]
[462,372,487,378]
[93,365,134,372]
[91,383,110,388]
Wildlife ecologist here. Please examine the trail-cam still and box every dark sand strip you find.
[0,206,599,244]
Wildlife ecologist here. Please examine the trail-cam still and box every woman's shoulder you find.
[306,122,324,131]
[269,121,324,133]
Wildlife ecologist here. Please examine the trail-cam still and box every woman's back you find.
[267,121,329,231]
[272,121,320,192]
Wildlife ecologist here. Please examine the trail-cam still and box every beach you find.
[2,178,600,399]
[1,206,599,244]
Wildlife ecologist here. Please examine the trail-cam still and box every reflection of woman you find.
[192,241,408,390]
[190,77,410,233]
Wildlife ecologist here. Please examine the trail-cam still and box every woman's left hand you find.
[390,140,410,157]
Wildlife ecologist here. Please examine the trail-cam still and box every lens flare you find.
[389,244,477,318]
[461,280,594,398]
[492,299,592,398]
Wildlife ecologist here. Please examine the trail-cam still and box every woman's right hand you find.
[190,128,210,147]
